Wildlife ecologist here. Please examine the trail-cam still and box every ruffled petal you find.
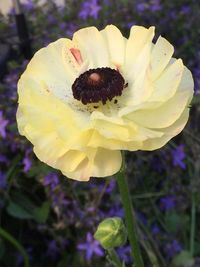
[101,25,126,69]
[60,148,122,181]
[150,36,174,81]
[148,59,184,102]
[23,38,88,102]
[123,26,155,106]
[124,87,191,129]
[73,26,110,69]
[141,109,190,150]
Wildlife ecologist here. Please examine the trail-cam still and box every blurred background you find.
[0,0,200,266]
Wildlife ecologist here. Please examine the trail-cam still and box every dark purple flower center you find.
[72,67,126,105]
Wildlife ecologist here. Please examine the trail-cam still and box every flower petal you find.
[141,109,190,150]
[150,36,174,81]
[101,25,126,69]
[148,59,184,102]
[73,26,110,69]
[22,38,88,103]
[61,148,122,181]
[123,26,155,105]
[123,66,193,129]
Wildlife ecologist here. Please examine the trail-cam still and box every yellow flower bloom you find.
[16,25,194,181]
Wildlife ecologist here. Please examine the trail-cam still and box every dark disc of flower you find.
[72,67,125,105]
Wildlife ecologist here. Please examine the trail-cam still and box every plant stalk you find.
[116,153,144,267]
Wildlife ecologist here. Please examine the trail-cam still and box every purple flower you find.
[22,0,34,12]
[43,173,59,190]
[164,240,182,259]
[151,224,161,235]
[171,144,186,169]
[193,65,200,93]
[106,179,116,193]
[60,22,77,38]
[0,172,7,190]
[23,150,32,173]
[0,155,9,164]
[46,240,59,259]
[23,157,32,173]
[52,191,68,207]
[160,195,176,211]
[151,155,165,173]
[127,21,136,28]
[116,245,131,264]
[136,3,147,12]
[77,232,104,261]
[107,205,124,218]
[16,247,33,266]
[79,0,101,20]
[180,5,191,15]
[149,0,161,11]
[137,212,148,225]
[0,111,9,138]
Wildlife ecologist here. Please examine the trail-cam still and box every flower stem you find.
[107,249,122,267]
[0,227,30,267]
[116,153,144,267]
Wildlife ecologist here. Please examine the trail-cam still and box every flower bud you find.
[94,217,127,249]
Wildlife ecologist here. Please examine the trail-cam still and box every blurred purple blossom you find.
[0,111,9,138]
[180,5,191,15]
[22,0,34,12]
[194,64,200,94]
[106,179,116,193]
[137,212,148,225]
[46,240,59,259]
[0,172,7,190]
[0,155,9,164]
[52,191,68,207]
[116,245,131,264]
[107,205,124,218]
[151,224,161,235]
[43,173,59,190]
[151,155,165,173]
[61,22,77,38]
[79,0,101,20]
[150,0,161,11]
[23,150,32,173]
[164,240,182,259]
[136,2,147,12]
[23,156,32,173]
[47,14,57,24]
[16,247,33,266]
[160,195,176,211]
[77,232,104,261]
[136,0,161,12]
[171,144,186,169]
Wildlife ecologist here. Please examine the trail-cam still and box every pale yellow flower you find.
[17,25,194,181]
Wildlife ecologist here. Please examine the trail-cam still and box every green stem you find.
[116,153,144,267]
[107,249,122,267]
[0,227,30,267]
[190,193,196,256]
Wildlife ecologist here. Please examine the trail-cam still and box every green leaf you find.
[6,201,33,219]
[165,212,189,233]
[172,250,194,267]
[33,201,50,223]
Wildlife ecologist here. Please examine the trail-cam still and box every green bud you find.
[94,217,127,249]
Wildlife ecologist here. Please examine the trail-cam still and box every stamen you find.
[72,67,126,105]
